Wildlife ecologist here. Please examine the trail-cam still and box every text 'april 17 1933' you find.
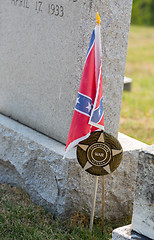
[11,0,78,16]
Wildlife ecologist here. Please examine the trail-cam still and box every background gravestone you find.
[132,146,154,239]
[0,0,133,142]
[112,146,153,240]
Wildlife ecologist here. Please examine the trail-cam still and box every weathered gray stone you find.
[0,114,148,218]
[112,225,131,240]
[132,146,154,239]
[0,0,133,143]
[112,226,152,240]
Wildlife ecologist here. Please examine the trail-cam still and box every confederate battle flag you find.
[65,13,104,154]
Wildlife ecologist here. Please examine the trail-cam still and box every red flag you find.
[65,18,104,154]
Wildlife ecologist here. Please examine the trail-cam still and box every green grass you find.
[0,184,131,240]
[120,25,154,144]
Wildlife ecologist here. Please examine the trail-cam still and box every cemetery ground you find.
[0,25,153,239]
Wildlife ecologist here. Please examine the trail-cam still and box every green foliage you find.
[0,184,131,240]
[131,0,154,26]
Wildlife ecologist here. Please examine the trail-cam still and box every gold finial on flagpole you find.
[96,12,101,25]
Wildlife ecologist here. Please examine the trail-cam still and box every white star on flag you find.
[86,102,92,112]
[76,97,80,104]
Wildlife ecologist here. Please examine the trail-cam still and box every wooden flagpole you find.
[89,12,102,233]
[89,176,99,232]
[102,175,105,234]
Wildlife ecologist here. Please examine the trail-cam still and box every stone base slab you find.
[0,114,148,218]
[112,225,152,240]
[112,225,131,240]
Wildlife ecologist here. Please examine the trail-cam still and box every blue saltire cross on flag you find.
[65,16,104,154]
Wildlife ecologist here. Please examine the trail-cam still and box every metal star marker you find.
[77,131,123,175]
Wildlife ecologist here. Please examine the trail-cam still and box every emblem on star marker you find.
[77,131,123,176]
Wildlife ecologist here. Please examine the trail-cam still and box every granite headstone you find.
[0,0,133,142]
